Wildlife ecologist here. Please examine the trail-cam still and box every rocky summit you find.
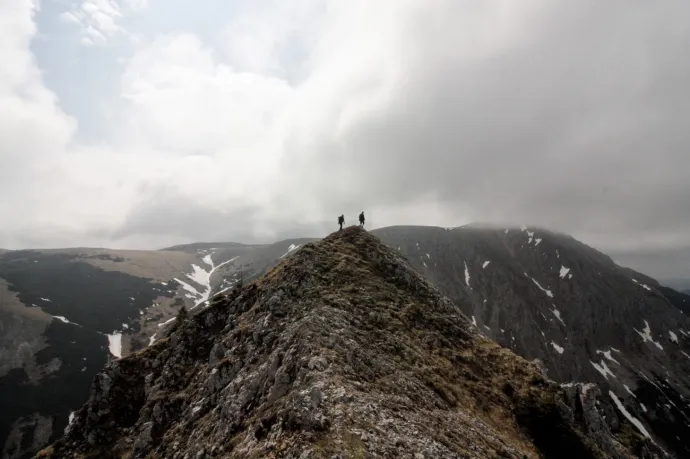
[37,227,664,459]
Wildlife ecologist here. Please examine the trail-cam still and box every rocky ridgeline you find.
[37,227,666,458]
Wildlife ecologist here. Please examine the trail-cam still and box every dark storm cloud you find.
[283,1,690,252]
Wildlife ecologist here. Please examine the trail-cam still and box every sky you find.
[2,1,690,270]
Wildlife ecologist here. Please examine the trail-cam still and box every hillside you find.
[0,242,310,459]
[37,227,662,458]
[2,225,689,458]
[372,225,690,457]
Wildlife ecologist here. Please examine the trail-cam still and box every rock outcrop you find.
[37,227,664,458]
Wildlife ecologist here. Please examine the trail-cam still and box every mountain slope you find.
[372,225,690,457]
[0,240,316,459]
[38,226,661,459]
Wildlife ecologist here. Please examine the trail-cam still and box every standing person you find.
[338,214,345,231]
[359,211,365,227]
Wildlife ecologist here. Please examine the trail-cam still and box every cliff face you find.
[37,227,664,459]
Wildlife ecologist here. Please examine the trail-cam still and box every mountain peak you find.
[37,226,661,458]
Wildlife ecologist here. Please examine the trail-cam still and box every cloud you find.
[2,0,690,266]
[60,0,146,45]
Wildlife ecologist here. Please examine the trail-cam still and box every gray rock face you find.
[372,224,690,457]
[37,227,661,459]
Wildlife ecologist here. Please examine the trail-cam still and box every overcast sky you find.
[2,1,690,264]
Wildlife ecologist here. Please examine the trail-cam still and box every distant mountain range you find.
[1,225,689,458]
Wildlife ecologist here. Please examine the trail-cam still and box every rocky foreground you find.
[36,226,666,458]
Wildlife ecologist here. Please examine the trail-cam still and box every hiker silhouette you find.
[359,211,365,227]
[338,214,345,231]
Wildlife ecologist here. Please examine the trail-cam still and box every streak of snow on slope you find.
[40,297,51,302]
[551,307,565,325]
[190,256,239,309]
[526,230,534,244]
[591,360,616,379]
[631,278,652,291]
[280,244,300,258]
[158,317,176,327]
[65,412,76,433]
[551,342,564,354]
[525,273,554,298]
[186,264,210,288]
[682,351,690,360]
[149,333,157,346]
[464,262,471,288]
[175,278,202,297]
[669,331,678,343]
[634,320,664,350]
[52,316,73,325]
[640,403,647,413]
[609,391,651,439]
[107,333,122,358]
[426,253,431,259]
[623,385,636,398]
[559,266,570,279]
[596,349,620,364]
[534,238,542,246]
[482,261,490,268]
[422,261,427,268]
[471,316,477,327]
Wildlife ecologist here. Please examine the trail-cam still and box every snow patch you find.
[609,391,651,439]
[280,244,300,259]
[464,262,471,288]
[187,264,210,288]
[483,325,491,331]
[158,317,176,327]
[202,254,214,267]
[534,238,542,246]
[634,320,664,350]
[596,349,620,365]
[682,351,690,360]
[669,331,678,343]
[122,323,129,330]
[149,333,157,346]
[631,278,652,291]
[471,316,477,327]
[52,316,71,324]
[623,385,636,398]
[107,333,122,358]
[559,266,571,279]
[482,261,490,268]
[180,256,239,310]
[568,273,573,279]
[525,273,554,298]
[551,342,564,354]
[65,412,76,433]
[640,403,647,413]
[591,360,616,379]
[422,261,427,268]
[551,306,565,325]
[426,253,431,259]
[175,278,202,297]
[40,297,51,302]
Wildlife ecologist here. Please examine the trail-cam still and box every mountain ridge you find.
[36,226,662,459]
[1,224,689,458]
